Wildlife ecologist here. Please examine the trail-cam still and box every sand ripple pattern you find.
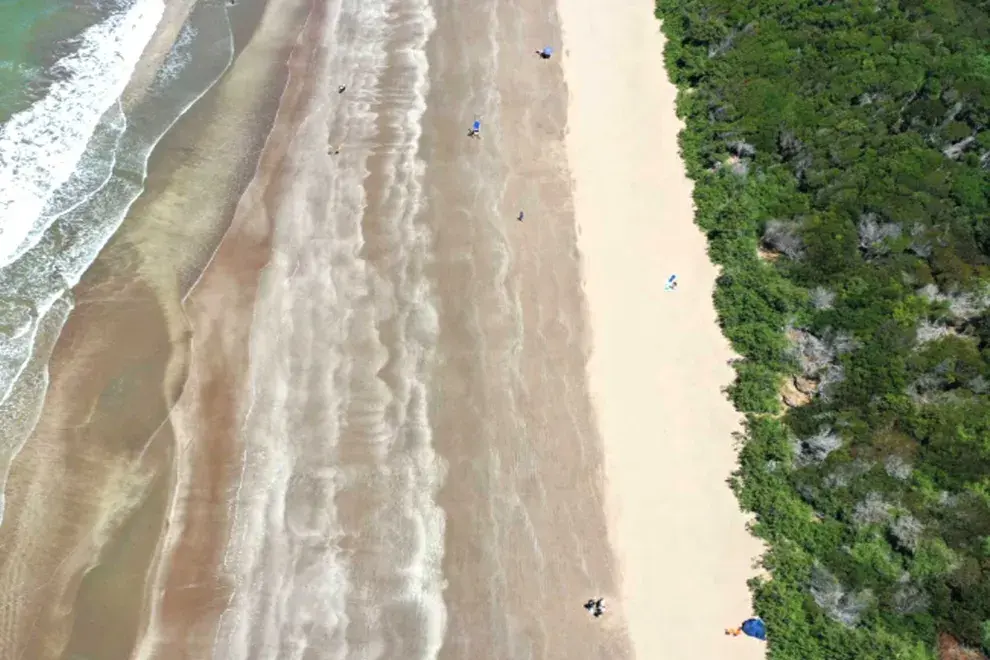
[212,0,444,657]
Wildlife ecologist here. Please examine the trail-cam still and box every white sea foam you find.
[214,0,392,648]
[212,0,445,656]
[153,22,198,87]
[0,0,237,529]
[0,0,165,269]
[0,294,72,524]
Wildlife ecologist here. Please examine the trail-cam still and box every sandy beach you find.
[0,0,763,657]
[558,0,767,657]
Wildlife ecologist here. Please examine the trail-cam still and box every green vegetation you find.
[654,0,990,656]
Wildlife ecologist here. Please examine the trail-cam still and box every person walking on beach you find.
[338,84,347,94]
[517,211,524,222]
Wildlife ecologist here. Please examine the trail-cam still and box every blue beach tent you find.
[472,119,481,132]
[741,618,767,641]
[540,46,553,58]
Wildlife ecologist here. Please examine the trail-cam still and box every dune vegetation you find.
[654,0,990,656]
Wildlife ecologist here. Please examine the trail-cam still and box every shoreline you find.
[557,0,766,657]
[131,0,315,655]
[0,0,289,655]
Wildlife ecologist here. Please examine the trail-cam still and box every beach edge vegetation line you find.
[653,0,990,657]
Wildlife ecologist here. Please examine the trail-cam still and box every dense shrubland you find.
[654,0,990,656]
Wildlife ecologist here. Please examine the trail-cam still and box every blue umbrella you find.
[741,618,767,641]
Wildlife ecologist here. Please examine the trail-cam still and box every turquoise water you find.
[0,0,102,122]
[0,0,236,472]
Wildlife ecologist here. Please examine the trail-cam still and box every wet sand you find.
[135,1,327,656]
[423,0,630,657]
[0,0,285,656]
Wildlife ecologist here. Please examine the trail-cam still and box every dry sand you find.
[557,0,768,657]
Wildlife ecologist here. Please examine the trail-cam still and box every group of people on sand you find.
[468,48,553,224]
[331,46,552,147]
[583,598,605,618]
[328,48,559,229]
[582,597,766,643]
[465,46,553,140]
[328,41,761,643]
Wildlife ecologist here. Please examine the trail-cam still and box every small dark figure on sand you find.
[517,211,524,222]
[583,598,605,618]
[328,145,340,155]
[536,46,553,59]
[338,85,347,94]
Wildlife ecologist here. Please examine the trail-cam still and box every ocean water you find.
[0,0,93,122]
[0,0,632,656]
[0,0,236,516]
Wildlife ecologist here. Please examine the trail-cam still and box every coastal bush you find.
[655,0,990,654]
[727,361,781,413]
